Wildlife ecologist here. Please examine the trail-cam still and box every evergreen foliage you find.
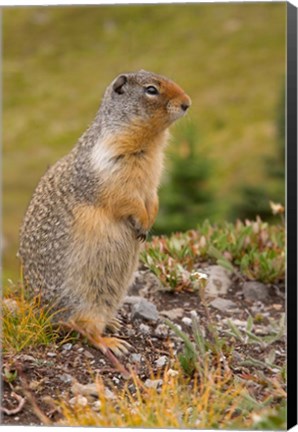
[230,87,285,222]
[154,124,215,234]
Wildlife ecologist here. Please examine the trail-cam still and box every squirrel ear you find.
[112,75,127,95]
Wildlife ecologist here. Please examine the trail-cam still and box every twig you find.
[1,392,26,416]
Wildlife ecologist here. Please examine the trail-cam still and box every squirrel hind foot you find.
[59,317,131,376]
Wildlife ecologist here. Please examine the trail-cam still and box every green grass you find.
[3,3,286,280]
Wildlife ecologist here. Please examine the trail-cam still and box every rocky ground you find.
[1,265,285,426]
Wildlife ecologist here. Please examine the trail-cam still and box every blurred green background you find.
[3,3,286,281]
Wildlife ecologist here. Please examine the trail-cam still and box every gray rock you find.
[130,353,142,363]
[155,356,168,368]
[59,373,73,384]
[182,317,192,327]
[92,400,102,411]
[83,350,94,359]
[128,270,163,296]
[21,354,36,362]
[62,343,73,351]
[139,323,151,335]
[47,352,57,357]
[160,308,184,320]
[204,265,233,297]
[144,379,163,389]
[154,323,169,338]
[124,295,142,305]
[104,388,116,400]
[131,298,159,322]
[242,281,270,301]
[69,395,88,407]
[209,297,237,312]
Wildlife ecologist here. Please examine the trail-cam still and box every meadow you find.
[3,3,286,280]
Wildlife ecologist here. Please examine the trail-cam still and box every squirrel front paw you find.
[128,216,148,242]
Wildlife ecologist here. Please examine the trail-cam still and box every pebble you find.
[173,324,182,332]
[62,343,73,351]
[144,379,163,389]
[182,317,192,327]
[251,301,265,313]
[204,265,233,297]
[166,368,179,377]
[223,318,247,328]
[131,298,159,322]
[92,400,102,411]
[69,395,88,407]
[58,373,73,384]
[126,328,135,337]
[160,308,184,320]
[154,323,169,338]
[139,323,151,334]
[130,353,142,363]
[105,388,116,400]
[47,352,57,358]
[77,347,84,353]
[155,356,168,368]
[242,281,270,302]
[209,298,237,312]
[129,270,163,295]
[72,381,98,398]
[84,350,94,359]
[22,354,36,362]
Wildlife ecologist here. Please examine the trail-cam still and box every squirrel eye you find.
[145,85,159,96]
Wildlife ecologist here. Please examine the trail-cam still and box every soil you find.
[1,267,286,426]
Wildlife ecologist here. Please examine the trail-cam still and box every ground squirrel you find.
[19,70,191,361]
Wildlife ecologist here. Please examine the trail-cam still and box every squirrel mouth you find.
[167,103,191,123]
[166,95,191,123]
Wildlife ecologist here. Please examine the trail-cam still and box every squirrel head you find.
[99,70,191,135]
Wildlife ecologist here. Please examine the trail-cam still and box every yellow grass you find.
[58,361,253,428]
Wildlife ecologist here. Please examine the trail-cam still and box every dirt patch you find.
[1,269,285,426]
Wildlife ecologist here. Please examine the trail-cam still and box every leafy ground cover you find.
[1,218,286,428]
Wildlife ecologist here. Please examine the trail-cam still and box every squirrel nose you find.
[181,102,190,112]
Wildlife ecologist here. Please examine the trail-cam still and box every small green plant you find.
[165,312,233,377]
[3,366,18,384]
[142,217,285,290]
[163,311,286,428]
[225,313,285,350]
